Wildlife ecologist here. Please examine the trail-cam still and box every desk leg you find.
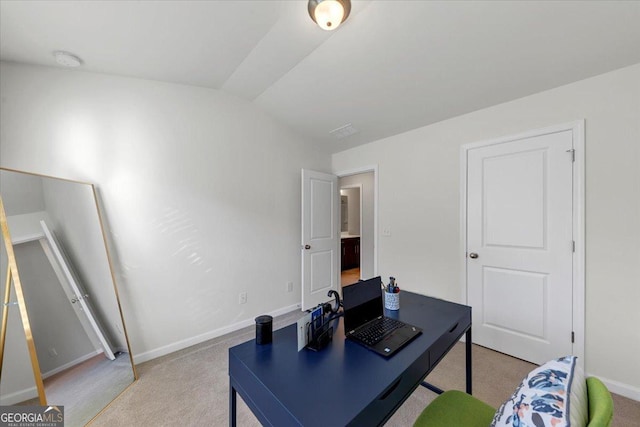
[229,383,237,427]
[466,328,472,395]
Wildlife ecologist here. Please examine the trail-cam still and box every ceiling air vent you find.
[329,123,358,139]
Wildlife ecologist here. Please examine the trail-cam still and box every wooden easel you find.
[0,195,47,405]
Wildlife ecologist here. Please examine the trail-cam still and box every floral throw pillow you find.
[491,355,588,427]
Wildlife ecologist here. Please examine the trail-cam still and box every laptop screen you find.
[342,277,384,333]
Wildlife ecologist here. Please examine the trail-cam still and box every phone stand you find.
[306,317,333,351]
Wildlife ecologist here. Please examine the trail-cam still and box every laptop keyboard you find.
[352,317,405,346]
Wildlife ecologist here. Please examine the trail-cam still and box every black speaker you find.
[255,315,273,345]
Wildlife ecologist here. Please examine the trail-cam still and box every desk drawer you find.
[429,312,470,369]
[348,350,430,426]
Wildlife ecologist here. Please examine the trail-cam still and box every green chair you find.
[414,377,614,427]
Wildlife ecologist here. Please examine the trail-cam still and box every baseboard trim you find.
[132,303,301,364]
[42,350,103,379]
[590,373,640,402]
[0,386,38,406]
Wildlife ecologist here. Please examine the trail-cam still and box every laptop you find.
[342,276,422,357]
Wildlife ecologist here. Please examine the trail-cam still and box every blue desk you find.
[228,292,471,426]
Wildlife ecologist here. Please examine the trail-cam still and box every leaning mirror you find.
[0,168,137,426]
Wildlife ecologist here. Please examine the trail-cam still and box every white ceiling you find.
[1,1,639,153]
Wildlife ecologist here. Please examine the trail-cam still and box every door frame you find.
[334,165,379,279]
[459,120,585,366]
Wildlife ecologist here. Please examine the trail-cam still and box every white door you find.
[466,130,574,364]
[39,221,115,360]
[301,169,339,311]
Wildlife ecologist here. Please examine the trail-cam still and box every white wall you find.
[13,241,96,373]
[0,171,45,215]
[0,61,330,362]
[332,64,640,398]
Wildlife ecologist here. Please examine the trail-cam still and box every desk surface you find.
[229,292,471,426]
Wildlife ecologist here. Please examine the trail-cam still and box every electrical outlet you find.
[382,227,391,236]
[239,292,247,304]
[286,282,294,292]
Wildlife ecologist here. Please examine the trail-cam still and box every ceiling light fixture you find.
[53,51,82,67]
[308,0,351,31]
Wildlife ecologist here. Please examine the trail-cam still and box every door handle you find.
[469,253,479,259]
[304,244,311,250]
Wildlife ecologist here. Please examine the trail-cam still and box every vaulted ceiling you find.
[1,1,639,153]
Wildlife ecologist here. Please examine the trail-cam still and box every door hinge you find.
[566,148,575,162]
[571,331,575,343]
[572,240,575,252]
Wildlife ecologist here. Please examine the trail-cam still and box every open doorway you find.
[340,185,360,286]
[338,170,375,287]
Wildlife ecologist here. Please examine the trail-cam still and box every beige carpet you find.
[92,311,640,426]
